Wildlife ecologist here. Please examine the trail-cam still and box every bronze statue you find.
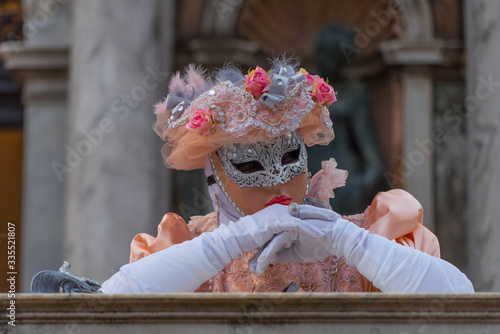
[308,23,387,215]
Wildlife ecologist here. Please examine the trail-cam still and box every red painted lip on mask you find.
[265,195,292,207]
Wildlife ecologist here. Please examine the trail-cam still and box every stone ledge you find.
[1,293,499,333]
[379,39,463,66]
[0,41,68,105]
[0,42,68,70]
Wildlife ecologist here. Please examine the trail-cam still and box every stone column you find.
[466,0,500,291]
[1,0,72,291]
[64,0,174,283]
[379,0,461,231]
[400,70,435,231]
[380,43,440,230]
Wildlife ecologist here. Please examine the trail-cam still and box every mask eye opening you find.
[232,160,265,174]
[281,148,301,165]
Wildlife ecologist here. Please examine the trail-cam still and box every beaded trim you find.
[214,193,220,227]
[209,154,246,217]
[166,110,190,129]
[321,108,333,128]
[166,80,318,137]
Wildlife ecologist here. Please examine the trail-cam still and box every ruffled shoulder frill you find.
[309,158,348,206]
[309,159,439,257]
[187,212,218,235]
[129,212,218,263]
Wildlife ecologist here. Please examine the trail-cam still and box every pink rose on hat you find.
[310,77,337,106]
[186,108,216,136]
[245,66,271,99]
[298,68,320,86]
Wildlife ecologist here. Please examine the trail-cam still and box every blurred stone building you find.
[0,0,497,292]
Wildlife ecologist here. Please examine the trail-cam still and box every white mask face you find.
[215,131,307,188]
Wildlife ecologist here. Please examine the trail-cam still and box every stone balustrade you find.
[1,293,499,333]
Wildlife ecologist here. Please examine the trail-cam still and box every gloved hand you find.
[248,204,352,274]
[101,205,303,293]
[248,204,474,293]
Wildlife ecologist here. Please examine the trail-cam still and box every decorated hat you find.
[153,58,336,170]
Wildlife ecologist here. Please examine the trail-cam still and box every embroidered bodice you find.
[191,211,371,293]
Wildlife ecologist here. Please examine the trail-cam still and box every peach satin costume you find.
[130,189,439,293]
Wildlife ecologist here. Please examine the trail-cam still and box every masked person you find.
[99,59,473,294]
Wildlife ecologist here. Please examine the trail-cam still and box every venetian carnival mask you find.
[215,131,307,188]
[154,61,337,217]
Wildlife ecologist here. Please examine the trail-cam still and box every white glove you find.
[101,205,302,293]
[248,205,346,273]
[249,204,474,293]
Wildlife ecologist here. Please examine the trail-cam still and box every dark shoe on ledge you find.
[31,261,101,293]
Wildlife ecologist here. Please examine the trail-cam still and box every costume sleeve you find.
[129,213,194,263]
[356,189,469,292]
[100,212,239,293]
[365,189,440,257]
[101,207,297,293]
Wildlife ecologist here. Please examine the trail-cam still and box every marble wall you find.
[466,0,500,291]
[1,0,72,291]
[2,0,177,291]
[64,0,174,284]
[434,82,467,270]
[20,0,71,47]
